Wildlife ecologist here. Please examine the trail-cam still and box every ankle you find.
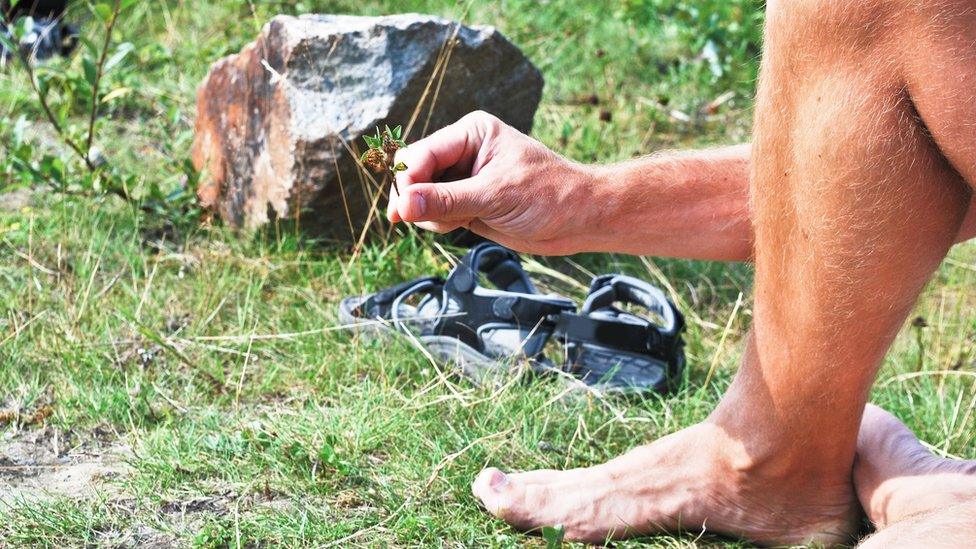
[703,409,856,482]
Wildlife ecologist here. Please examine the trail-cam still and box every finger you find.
[396,175,492,223]
[467,220,536,254]
[386,183,398,222]
[468,219,573,256]
[414,221,466,234]
[394,111,496,188]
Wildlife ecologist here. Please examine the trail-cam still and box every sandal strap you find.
[554,313,667,355]
[349,275,443,319]
[389,277,446,330]
[446,243,536,295]
[554,275,684,360]
[435,243,576,353]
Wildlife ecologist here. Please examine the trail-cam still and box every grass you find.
[1,1,975,547]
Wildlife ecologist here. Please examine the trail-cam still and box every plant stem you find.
[18,54,93,170]
[85,0,122,158]
[8,1,132,200]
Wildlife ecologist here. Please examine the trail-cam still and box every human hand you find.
[387,111,597,255]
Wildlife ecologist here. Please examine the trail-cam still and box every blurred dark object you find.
[1,0,77,64]
[443,228,488,247]
[3,0,68,18]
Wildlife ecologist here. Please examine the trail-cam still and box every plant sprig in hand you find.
[361,125,407,195]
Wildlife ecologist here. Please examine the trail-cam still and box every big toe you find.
[472,468,511,515]
[472,467,558,532]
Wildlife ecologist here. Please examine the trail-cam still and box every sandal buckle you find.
[492,296,517,320]
[645,325,662,351]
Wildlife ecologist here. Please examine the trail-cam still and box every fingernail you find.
[489,470,508,491]
[410,192,426,218]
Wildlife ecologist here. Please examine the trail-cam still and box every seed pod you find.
[382,134,400,160]
[363,148,386,173]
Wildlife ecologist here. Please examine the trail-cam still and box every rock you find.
[192,13,543,237]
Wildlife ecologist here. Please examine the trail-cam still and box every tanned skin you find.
[384,0,976,545]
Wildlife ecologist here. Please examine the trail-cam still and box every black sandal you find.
[553,275,685,394]
[339,243,576,382]
[340,245,686,394]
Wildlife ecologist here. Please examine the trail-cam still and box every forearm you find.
[579,144,754,261]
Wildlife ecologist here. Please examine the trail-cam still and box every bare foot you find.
[472,422,860,545]
[857,499,976,549]
[854,404,976,529]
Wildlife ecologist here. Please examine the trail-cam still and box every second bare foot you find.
[854,404,976,529]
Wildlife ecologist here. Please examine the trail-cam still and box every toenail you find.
[489,470,509,491]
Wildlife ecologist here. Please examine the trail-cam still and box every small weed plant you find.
[0,0,197,222]
[361,124,407,195]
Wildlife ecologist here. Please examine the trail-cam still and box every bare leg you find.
[472,0,971,544]
[854,404,976,546]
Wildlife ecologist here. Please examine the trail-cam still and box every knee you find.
[767,0,975,53]
[764,0,900,54]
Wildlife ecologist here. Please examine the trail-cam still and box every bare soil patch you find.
[0,426,131,503]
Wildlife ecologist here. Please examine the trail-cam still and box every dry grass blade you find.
[521,257,589,292]
[0,310,48,347]
[423,427,514,492]
[879,370,976,387]
[701,291,744,391]
[187,313,465,343]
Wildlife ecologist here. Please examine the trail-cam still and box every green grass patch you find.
[1,1,974,547]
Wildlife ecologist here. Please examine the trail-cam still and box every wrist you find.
[555,160,605,249]
[580,160,654,253]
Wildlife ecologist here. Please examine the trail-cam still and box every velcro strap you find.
[493,294,575,325]
[554,312,665,354]
[436,244,576,353]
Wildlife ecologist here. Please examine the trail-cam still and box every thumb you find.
[396,175,494,223]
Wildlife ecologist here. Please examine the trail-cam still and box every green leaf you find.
[541,525,564,549]
[79,36,99,57]
[104,42,134,72]
[119,0,138,11]
[92,2,113,22]
[362,135,379,149]
[0,33,17,59]
[56,101,70,126]
[82,57,98,87]
[167,103,180,125]
[36,74,49,99]
[392,162,407,172]
[392,125,402,139]
[360,151,369,162]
